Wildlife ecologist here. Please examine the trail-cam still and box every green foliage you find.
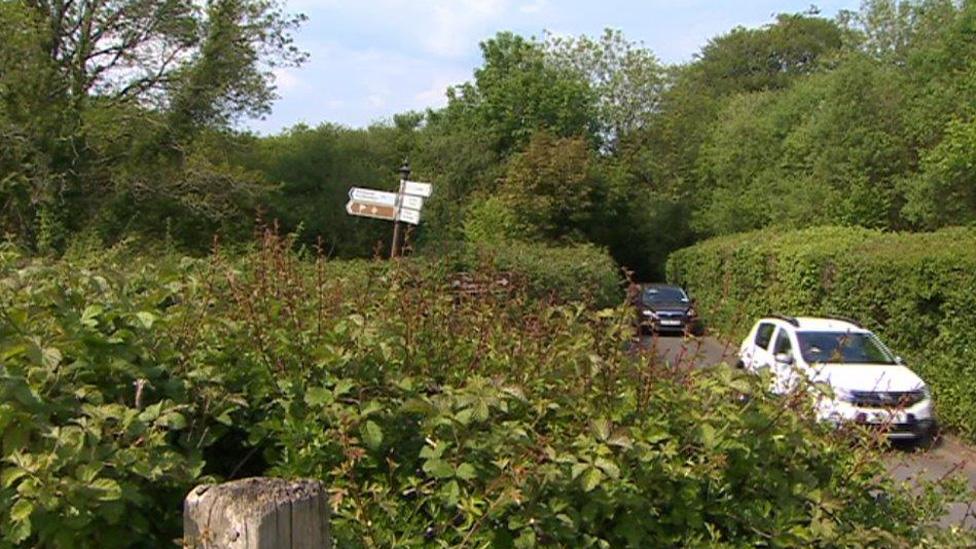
[667,226,976,438]
[0,0,306,251]
[0,246,242,546]
[463,196,528,245]
[240,123,412,256]
[543,28,666,147]
[694,13,846,96]
[2,236,973,546]
[904,116,976,228]
[443,32,598,157]
[464,241,622,309]
[498,132,598,242]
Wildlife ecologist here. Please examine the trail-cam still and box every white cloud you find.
[272,68,303,93]
[519,0,547,14]
[414,72,468,106]
[421,0,511,57]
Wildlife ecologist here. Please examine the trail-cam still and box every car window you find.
[773,330,792,355]
[754,323,775,349]
[642,287,688,305]
[796,331,896,365]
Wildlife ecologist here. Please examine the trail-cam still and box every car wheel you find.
[915,422,940,451]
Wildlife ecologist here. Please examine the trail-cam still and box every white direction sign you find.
[400,195,424,210]
[397,208,421,225]
[349,187,398,207]
[402,180,433,198]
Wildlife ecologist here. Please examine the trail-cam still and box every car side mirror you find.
[895,356,905,365]
[774,353,794,365]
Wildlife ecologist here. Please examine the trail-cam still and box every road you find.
[642,333,976,528]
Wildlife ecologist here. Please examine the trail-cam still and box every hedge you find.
[463,241,623,309]
[667,226,976,438]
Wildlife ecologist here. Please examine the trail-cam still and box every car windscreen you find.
[642,287,688,305]
[796,331,896,365]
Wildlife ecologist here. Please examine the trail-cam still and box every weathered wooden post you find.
[184,478,330,548]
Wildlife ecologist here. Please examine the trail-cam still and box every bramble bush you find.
[667,226,976,439]
[1,233,973,546]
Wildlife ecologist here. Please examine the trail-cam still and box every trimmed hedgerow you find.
[667,226,976,438]
[461,241,623,309]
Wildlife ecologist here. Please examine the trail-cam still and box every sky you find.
[248,0,859,134]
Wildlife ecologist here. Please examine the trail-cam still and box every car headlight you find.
[686,307,696,317]
[832,387,858,403]
[642,310,657,318]
[921,385,932,400]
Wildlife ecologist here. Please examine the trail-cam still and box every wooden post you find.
[390,178,405,259]
[184,477,330,549]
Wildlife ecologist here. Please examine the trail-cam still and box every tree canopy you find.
[4,1,976,278]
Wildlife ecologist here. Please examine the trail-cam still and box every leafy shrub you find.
[196,238,972,546]
[1,234,972,546]
[0,246,243,547]
[667,226,976,438]
[464,240,622,309]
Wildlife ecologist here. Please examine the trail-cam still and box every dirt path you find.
[642,333,976,527]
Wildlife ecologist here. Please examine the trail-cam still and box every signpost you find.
[397,208,421,225]
[344,160,433,258]
[400,195,424,211]
[402,181,433,198]
[349,187,397,207]
[345,201,397,221]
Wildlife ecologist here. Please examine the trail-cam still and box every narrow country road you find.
[641,333,976,528]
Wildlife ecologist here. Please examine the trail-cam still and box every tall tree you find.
[544,28,666,149]
[0,0,306,249]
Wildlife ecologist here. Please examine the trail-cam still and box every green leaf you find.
[581,467,603,492]
[362,420,383,450]
[595,457,620,480]
[42,347,62,368]
[514,528,537,548]
[10,499,32,522]
[333,379,354,397]
[159,411,187,430]
[81,305,102,327]
[591,418,611,441]
[456,463,478,481]
[90,478,122,501]
[304,387,333,407]
[1,467,27,488]
[422,459,455,479]
[135,311,157,329]
[8,517,30,544]
[700,424,717,449]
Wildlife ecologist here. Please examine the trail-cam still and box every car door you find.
[770,327,798,394]
[743,321,777,373]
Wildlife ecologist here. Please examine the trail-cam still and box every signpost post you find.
[344,160,432,259]
[390,162,410,258]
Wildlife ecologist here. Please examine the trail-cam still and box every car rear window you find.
[754,323,775,349]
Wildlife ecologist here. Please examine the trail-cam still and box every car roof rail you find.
[770,314,799,327]
[825,314,862,328]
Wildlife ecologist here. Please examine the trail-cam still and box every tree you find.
[441,32,597,158]
[0,0,306,250]
[694,13,846,96]
[904,116,976,228]
[544,28,666,148]
[498,131,597,242]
